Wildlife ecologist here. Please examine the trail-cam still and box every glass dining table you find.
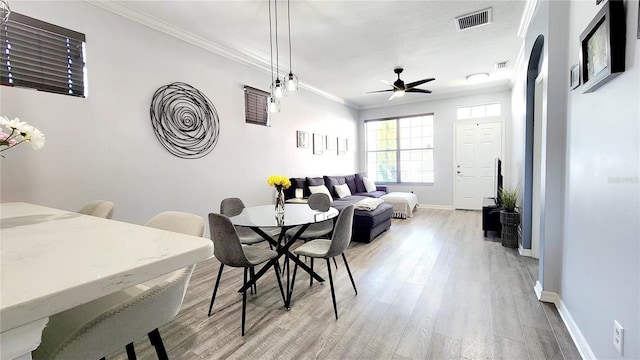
[230,203,339,309]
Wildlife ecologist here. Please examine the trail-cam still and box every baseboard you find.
[534,280,558,303]
[557,298,597,359]
[418,204,454,210]
[519,244,533,257]
[534,281,597,360]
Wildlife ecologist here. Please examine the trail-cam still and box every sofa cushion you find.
[363,177,377,192]
[306,177,325,187]
[353,203,393,228]
[309,185,333,201]
[353,191,387,198]
[355,172,367,193]
[334,184,352,199]
[344,174,357,194]
[323,175,346,196]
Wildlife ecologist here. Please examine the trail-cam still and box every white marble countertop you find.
[0,202,213,333]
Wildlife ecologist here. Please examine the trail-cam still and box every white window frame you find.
[456,103,501,120]
[365,113,435,184]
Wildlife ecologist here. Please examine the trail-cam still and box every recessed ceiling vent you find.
[495,61,509,70]
[455,8,492,31]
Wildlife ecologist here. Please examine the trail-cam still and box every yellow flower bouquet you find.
[268,175,290,215]
[267,175,291,189]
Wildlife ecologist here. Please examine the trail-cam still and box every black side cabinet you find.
[482,198,502,237]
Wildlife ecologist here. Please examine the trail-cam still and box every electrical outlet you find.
[613,320,624,355]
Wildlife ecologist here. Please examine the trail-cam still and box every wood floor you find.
[111,209,581,360]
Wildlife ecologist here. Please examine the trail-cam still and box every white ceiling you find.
[100,0,527,109]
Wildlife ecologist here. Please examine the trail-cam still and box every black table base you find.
[237,224,325,309]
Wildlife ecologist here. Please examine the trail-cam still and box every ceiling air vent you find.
[495,61,509,70]
[455,8,492,31]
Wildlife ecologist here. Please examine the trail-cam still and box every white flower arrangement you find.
[0,115,46,156]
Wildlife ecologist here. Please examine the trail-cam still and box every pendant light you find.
[270,0,286,99]
[267,0,280,113]
[285,0,298,92]
[0,0,10,25]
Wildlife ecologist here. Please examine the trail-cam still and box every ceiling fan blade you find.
[367,89,393,94]
[381,80,400,89]
[406,78,435,89]
[406,88,432,94]
[388,92,397,100]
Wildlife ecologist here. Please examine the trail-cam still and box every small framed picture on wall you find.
[325,135,336,151]
[313,133,324,155]
[337,138,346,155]
[570,63,580,89]
[296,131,309,148]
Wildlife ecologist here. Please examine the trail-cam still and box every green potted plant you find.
[499,187,520,248]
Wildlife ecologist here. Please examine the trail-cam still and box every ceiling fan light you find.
[395,89,405,97]
[268,96,281,113]
[466,72,490,82]
[286,72,298,92]
[271,78,286,99]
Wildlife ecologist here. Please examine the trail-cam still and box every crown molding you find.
[85,0,352,108]
[517,0,539,39]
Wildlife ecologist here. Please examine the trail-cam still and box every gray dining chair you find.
[208,213,286,336]
[78,200,115,219]
[285,193,333,240]
[286,193,337,279]
[290,205,357,320]
[33,211,205,360]
[220,198,272,246]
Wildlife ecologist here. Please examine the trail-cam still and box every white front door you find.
[454,121,502,210]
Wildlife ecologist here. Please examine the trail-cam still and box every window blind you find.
[244,85,270,126]
[1,12,86,97]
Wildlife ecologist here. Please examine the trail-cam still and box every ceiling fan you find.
[368,68,435,100]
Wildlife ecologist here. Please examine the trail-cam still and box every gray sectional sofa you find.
[285,173,393,243]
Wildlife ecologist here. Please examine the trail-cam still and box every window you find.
[365,114,434,183]
[244,85,270,126]
[457,103,501,119]
[1,12,86,97]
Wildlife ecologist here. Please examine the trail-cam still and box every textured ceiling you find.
[106,0,526,109]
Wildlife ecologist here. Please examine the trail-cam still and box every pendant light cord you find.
[287,0,292,73]
[268,0,274,86]
[274,0,279,77]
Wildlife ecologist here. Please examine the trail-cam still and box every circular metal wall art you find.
[150,82,220,159]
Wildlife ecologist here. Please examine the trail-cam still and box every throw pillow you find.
[309,185,333,201]
[363,177,377,193]
[334,183,352,199]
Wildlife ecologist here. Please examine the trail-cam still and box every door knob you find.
[457,171,461,174]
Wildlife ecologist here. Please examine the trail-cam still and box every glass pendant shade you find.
[286,72,298,92]
[0,0,10,25]
[268,96,281,113]
[271,78,286,99]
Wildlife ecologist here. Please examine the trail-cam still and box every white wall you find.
[562,1,639,359]
[358,90,512,208]
[0,1,358,227]
[510,0,640,359]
